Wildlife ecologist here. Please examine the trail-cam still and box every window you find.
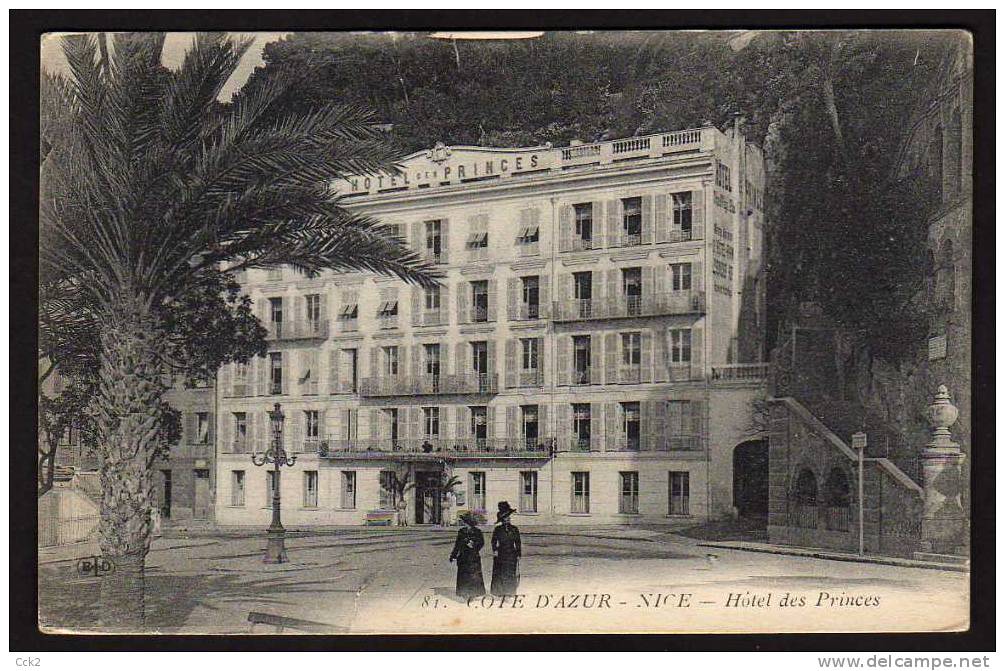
[303,471,319,507]
[622,402,641,450]
[471,280,489,322]
[424,344,441,380]
[522,276,540,318]
[341,471,357,509]
[424,286,441,312]
[339,294,359,321]
[377,299,398,317]
[670,263,692,291]
[466,229,488,249]
[233,412,247,450]
[423,407,440,440]
[304,410,320,440]
[573,203,593,249]
[518,221,539,245]
[195,412,210,444]
[573,403,591,450]
[471,342,489,383]
[269,352,283,394]
[469,472,487,511]
[266,471,277,507]
[470,407,488,448]
[620,471,640,514]
[270,297,284,336]
[521,338,539,371]
[665,400,699,450]
[571,471,590,513]
[623,267,642,314]
[521,405,539,449]
[305,294,321,324]
[622,197,642,244]
[231,470,245,506]
[341,348,358,392]
[520,471,538,513]
[669,471,690,515]
[425,220,443,262]
[716,162,732,191]
[573,336,591,384]
[379,470,396,509]
[385,408,400,443]
[669,329,692,364]
[671,193,693,239]
[622,332,641,366]
[382,346,399,376]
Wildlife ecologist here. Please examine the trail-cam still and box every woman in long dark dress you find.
[490,501,522,596]
[449,511,486,598]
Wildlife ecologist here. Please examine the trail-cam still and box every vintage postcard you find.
[36,27,972,636]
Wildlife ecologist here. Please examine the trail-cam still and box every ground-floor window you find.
[303,470,319,508]
[469,471,486,511]
[520,471,538,513]
[619,471,639,514]
[341,471,356,509]
[571,471,590,513]
[379,470,396,509]
[668,471,690,516]
[230,470,245,506]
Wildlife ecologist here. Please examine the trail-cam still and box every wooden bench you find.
[364,510,395,526]
[247,611,347,634]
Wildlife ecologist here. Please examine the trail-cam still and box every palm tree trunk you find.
[93,290,167,631]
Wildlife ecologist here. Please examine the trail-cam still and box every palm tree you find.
[39,32,437,629]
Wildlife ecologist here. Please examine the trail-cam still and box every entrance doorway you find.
[414,471,442,525]
[193,469,211,520]
[733,440,768,522]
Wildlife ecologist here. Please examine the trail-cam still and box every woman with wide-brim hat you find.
[449,511,486,598]
[490,501,521,596]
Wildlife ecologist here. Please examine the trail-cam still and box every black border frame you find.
[10,9,995,652]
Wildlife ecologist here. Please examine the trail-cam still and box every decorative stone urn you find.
[919,385,967,555]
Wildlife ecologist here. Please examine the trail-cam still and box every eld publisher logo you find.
[76,556,115,578]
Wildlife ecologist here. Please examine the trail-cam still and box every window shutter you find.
[590,334,602,382]
[348,408,358,442]
[249,412,259,452]
[557,404,570,451]
[505,339,517,388]
[185,413,196,444]
[560,273,574,305]
[487,340,497,380]
[655,193,669,242]
[457,282,469,324]
[557,335,571,386]
[320,292,328,325]
[369,347,379,379]
[440,219,450,264]
[654,263,667,296]
[455,406,471,440]
[605,269,619,305]
[692,189,705,239]
[296,296,305,325]
[539,275,550,318]
[411,221,422,255]
[641,194,654,244]
[219,364,231,398]
[207,412,216,444]
[398,346,408,380]
[219,412,230,452]
[691,399,707,450]
[606,199,620,248]
[408,407,421,441]
[604,333,618,384]
[486,406,496,441]
[559,205,573,252]
[455,342,467,377]
[411,345,421,380]
[298,351,309,394]
[281,356,290,395]
[654,330,669,383]
[691,325,704,379]
[537,337,546,385]
[506,406,518,443]
[368,409,379,439]
[591,270,603,302]
[643,401,658,451]
[538,404,549,442]
[642,265,655,300]
[693,260,704,294]
[605,402,619,452]
[329,350,339,393]
[507,278,520,320]
[258,357,268,396]
[411,286,422,326]
[309,351,320,394]
[590,403,602,451]
[641,330,653,383]
[438,285,448,324]
[487,279,498,321]
[319,410,327,442]
[592,201,605,248]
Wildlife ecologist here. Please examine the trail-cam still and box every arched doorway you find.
[733,440,768,522]
[793,468,819,529]
[823,467,851,531]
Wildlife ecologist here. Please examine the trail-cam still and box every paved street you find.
[38,527,968,635]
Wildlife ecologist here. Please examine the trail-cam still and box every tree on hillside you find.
[40,32,437,629]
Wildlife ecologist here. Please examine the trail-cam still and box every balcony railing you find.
[415,310,447,327]
[517,369,544,387]
[573,367,592,385]
[311,437,555,458]
[559,129,706,169]
[265,319,329,341]
[606,435,705,452]
[552,291,705,322]
[359,373,499,397]
[711,363,770,382]
[507,303,544,321]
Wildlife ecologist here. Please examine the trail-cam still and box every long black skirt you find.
[456,555,486,598]
[490,556,520,595]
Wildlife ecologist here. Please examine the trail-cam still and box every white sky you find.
[40,32,290,101]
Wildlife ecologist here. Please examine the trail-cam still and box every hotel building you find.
[213,123,768,527]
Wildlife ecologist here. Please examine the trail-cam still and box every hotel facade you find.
[213,124,768,527]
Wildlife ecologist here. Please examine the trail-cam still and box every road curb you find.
[697,541,970,572]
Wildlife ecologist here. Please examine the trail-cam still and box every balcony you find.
[507,303,544,321]
[552,291,705,322]
[265,319,329,341]
[711,363,769,383]
[559,128,706,169]
[359,373,499,397]
[572,367,592,386]
[605,435,705,452]
[311,437,555,459]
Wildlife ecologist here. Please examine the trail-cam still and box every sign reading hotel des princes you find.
[335,141,555,195]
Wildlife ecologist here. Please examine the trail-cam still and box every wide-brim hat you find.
[459,511,479,525]
[496,501,515,522]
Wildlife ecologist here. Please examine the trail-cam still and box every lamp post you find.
[252,403,296,564]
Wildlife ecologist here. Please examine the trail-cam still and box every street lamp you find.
[252,402,296,564]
